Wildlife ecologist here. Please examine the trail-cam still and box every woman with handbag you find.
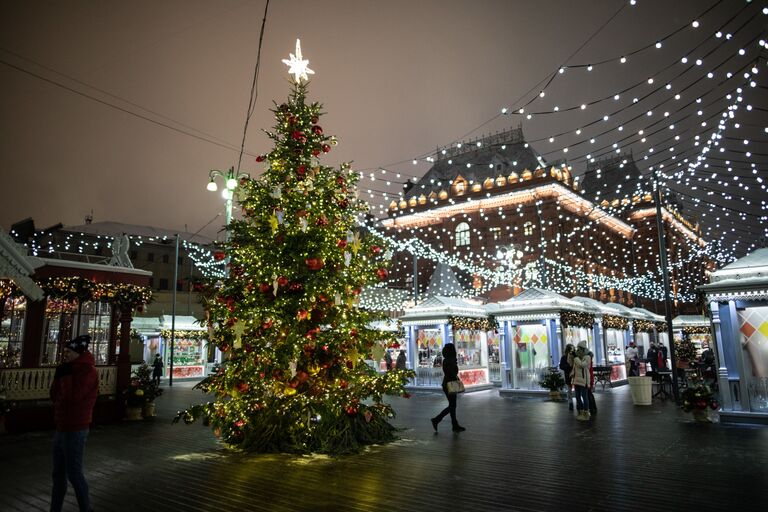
[430,343,466,433]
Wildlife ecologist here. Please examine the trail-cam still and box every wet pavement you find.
[1,381,767,512]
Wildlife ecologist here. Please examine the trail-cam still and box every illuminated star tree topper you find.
[282,38,315,83]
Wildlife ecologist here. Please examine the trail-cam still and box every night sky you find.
[0,0,764,252]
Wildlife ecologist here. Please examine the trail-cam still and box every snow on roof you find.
[401,295,486,321]
[492,288,591,317]
[671,315,709,328]
[699,248,768,297]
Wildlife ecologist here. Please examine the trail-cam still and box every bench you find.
[593,366,613,390]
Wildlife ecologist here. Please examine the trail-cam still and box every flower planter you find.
[548,391,563,401]
[692,409,710,422]
[142,401,157,418]
[125,406,143,421]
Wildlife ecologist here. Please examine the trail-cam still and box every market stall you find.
[400,296,491,390]
[571,296,630,384]
[491,288,598,394]
[700,248,768,423]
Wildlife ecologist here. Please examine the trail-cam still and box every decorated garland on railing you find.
[39,277,153,309]
[655,321,668,332]
[450,316,498,332]
[602,314,629,330]
[683,325,710,335]
[560,310,595,329]
[160,329,208,340]
[634,320,655,333]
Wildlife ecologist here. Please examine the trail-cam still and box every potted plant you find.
[681,374,718,422]
[132,362,163,418]
[539,367,566,401]
[124,378,147,420]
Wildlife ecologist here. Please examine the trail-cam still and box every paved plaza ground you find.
[1,381,767,512]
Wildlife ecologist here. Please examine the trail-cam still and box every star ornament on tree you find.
[282,39,315,83]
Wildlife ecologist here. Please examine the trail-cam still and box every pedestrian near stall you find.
[50,335,99,512]
[152,353,163,386]
[430,343,466,433]
[587,350,597,416]
[625,342,639,377]
[395,349,407,370]
[572,340,592,421]
[559,344,575,410]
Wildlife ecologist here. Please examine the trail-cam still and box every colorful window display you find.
[487,330,501,382]
[167,336,205,378]
[76,301,112,365]
[0,296,26,367]
[511,323,550,389]
[416,328,443,367]
[604,329,625,364]
[738,306,768,411]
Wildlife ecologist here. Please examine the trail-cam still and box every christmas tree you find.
[176,40,413,454]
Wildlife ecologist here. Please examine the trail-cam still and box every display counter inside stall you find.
[604,328,627,383]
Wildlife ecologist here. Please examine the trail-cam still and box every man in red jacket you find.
[50,334,99,512]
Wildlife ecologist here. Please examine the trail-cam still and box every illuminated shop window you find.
[524,222,534,236]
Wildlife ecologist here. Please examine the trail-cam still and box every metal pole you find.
[169,233,179,387]
[412,253,418,304]
[653,171,679,402]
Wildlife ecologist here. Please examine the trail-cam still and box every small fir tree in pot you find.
[539,367,566,400]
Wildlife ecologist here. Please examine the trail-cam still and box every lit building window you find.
[490,227,501,241]
[524,222,534,236]
[455,222,470,247]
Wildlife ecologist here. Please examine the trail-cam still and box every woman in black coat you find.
[430,343,465,432]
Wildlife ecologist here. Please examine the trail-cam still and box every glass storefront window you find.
[737,306,768,412]
[605,329,626,365]
[77,301,112,365]
[511,323,550,390]
[416,328,443,367]
[0,297,26,368]
[41,299,77,366]
[562,326,593,352]
[454,329,485,368]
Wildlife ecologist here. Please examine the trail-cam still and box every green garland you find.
[655,321,668,332]
[450,315,498,332]
[560,310,595,329]
[602,314,628,330]
[683,325,710,335]
[160,329,208,340]
[39,277,152,309]
[634,320,655,333]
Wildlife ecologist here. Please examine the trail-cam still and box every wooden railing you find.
[0,366,118,400]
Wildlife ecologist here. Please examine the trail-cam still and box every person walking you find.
[152,353,164,386]
[395,349,407,370]
[384,350,393,371]
[625,342,639,377]
[572,340,592,421]
[50,334,99,512]
[559,344,575,410]
[430,343,466,433]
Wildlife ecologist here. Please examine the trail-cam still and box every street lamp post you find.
[206,167,250,240]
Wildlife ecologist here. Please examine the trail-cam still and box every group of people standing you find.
[559,341,597,421]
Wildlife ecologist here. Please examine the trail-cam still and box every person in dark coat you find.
[395,349,407,370]
[559,344,575,410]
[152,353,164,386]
[50,334,99,512]
[430,343,465,433]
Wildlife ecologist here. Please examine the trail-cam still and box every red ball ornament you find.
[312,125,323,135]
[213,251,226,261]
[277,276,289,287]
[291,130,304,140]
[336,176,345,186]
[305,258,324,271]
[311,148,321,157]
[371,245,382,254]
[262,319,274,329]
[296,309,309,321]
[376,268,389,281]
[345,406,358,416]
[338,199,349,209]
[311,115,319,124]
[337,239,348,249]
[297,371,309,383]
[322,144,331,153]
[297,165,306,177]
[259,283,271,294]
[255,155,266,162]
